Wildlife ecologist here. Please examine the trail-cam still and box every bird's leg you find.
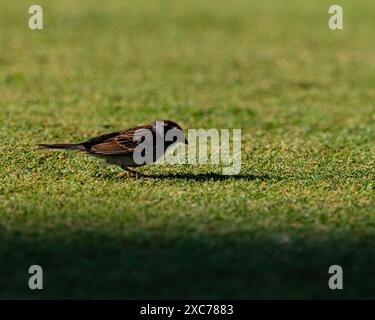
[120,165,144,179]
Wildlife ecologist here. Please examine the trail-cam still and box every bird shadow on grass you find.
[144,172,280,182]
[103,171,281,182]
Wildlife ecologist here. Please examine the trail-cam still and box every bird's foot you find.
[129,171,143,179]
[121,167,146,179]
[116,172,128,178]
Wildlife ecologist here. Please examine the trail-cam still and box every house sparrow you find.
[38,120,188,178]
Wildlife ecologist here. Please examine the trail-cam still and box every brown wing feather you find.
[86,125,153,155]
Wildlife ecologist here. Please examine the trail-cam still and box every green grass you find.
[1,0,375,299]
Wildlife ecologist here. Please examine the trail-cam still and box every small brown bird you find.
[38,120,188,178]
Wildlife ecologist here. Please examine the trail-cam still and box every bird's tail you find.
[37,143,85,151]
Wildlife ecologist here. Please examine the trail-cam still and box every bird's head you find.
[151,120,188,145]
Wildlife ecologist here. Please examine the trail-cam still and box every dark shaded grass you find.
[1,225,375,299]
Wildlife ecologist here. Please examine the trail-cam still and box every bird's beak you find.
[184,137,189,145]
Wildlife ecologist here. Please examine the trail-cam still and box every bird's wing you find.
[85,126,153,155]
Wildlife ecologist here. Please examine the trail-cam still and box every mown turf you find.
[1,0,375,299]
